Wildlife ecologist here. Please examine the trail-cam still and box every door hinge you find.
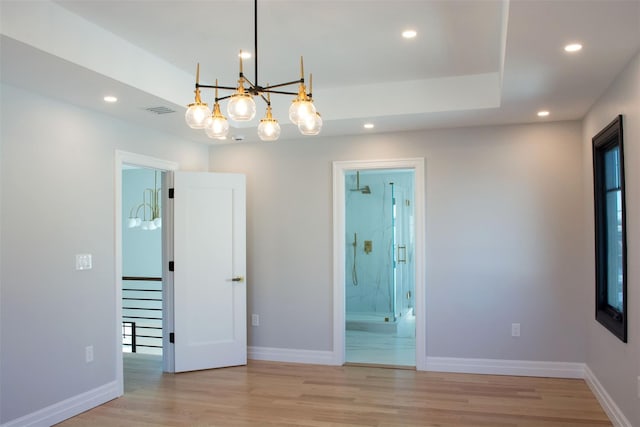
[169,333,175,343]
[169,261,174,271]
[168,188,175,199]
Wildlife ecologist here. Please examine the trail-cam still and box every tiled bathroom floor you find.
[346,330,415,366]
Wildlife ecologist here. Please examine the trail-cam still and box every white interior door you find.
[173,172,246,372]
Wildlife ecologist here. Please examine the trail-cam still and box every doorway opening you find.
[122,167,164,357]
[345,169,415,366]
[333,158,426,370]
[115,151,177,396]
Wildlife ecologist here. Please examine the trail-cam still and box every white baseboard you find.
[1,381,119,427]
[584,365,632,427]
[425,357,585,378]
[248,346,339,365]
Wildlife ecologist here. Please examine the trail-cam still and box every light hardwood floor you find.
[57,353,611,426]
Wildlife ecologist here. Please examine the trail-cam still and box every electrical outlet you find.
[85,345,94,363]
[511,323,521,337]
[251,314,259,327]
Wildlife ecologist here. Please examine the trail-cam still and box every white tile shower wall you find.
[345,171,414,316]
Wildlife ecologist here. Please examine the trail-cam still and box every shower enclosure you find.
[345,169,415,332]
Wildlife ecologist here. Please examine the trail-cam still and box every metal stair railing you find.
[122,276,162,353]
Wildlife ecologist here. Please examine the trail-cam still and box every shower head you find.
[350,185,371,194]
[349,171,372,194]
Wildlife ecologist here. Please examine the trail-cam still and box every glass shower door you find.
[394,186,414,318]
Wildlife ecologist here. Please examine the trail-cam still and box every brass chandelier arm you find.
[258,93,270,105]
[259,87,272,109]
[197,84,237,91]
[261,89,300,96]
[213,94,235,102]
[211,91,298,103]
[263,79,304,90]
[197,80,306,93]
[196,82,306,101]
[240,74,254,90]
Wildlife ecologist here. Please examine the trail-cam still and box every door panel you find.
[173,172,246,372]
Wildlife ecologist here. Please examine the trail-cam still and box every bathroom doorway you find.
[333,159,426,369]
[344,169,415,366]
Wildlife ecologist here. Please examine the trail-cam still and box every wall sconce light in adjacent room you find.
[127,171,161,231]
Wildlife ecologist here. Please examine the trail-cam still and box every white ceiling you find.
[1,0,639,144]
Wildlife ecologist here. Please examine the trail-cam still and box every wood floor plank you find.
[55,354,611,427]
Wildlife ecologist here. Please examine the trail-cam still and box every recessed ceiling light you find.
[239,51,252,59]
[564,43,582,53]
[364,123,375,129]
[402,30,417,39]
[103,95,118,103]
[537,110,550,117]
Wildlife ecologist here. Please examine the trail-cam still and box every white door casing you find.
[172,172,247,372]
[332,159,426,369]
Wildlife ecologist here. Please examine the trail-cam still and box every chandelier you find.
[127,171,161,231]
[185,0,322,142]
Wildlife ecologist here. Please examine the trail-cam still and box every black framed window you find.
[593,115,627,342]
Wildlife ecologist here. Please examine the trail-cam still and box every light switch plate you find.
[511,323,521,337]
[85,345,94,363]
[76,254,92,270]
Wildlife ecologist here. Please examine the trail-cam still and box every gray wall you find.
[0,83,208,423]
[582,52,640,426]
[208,119,588,363]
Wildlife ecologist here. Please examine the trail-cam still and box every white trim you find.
[332,163,346,366]
[248,346,339,366]
[114,151,179,395]
[425,357,585,379]
[584,365,632,427]
[332,158,426,369]
[116,150,180,172]
[0,381,118,427]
